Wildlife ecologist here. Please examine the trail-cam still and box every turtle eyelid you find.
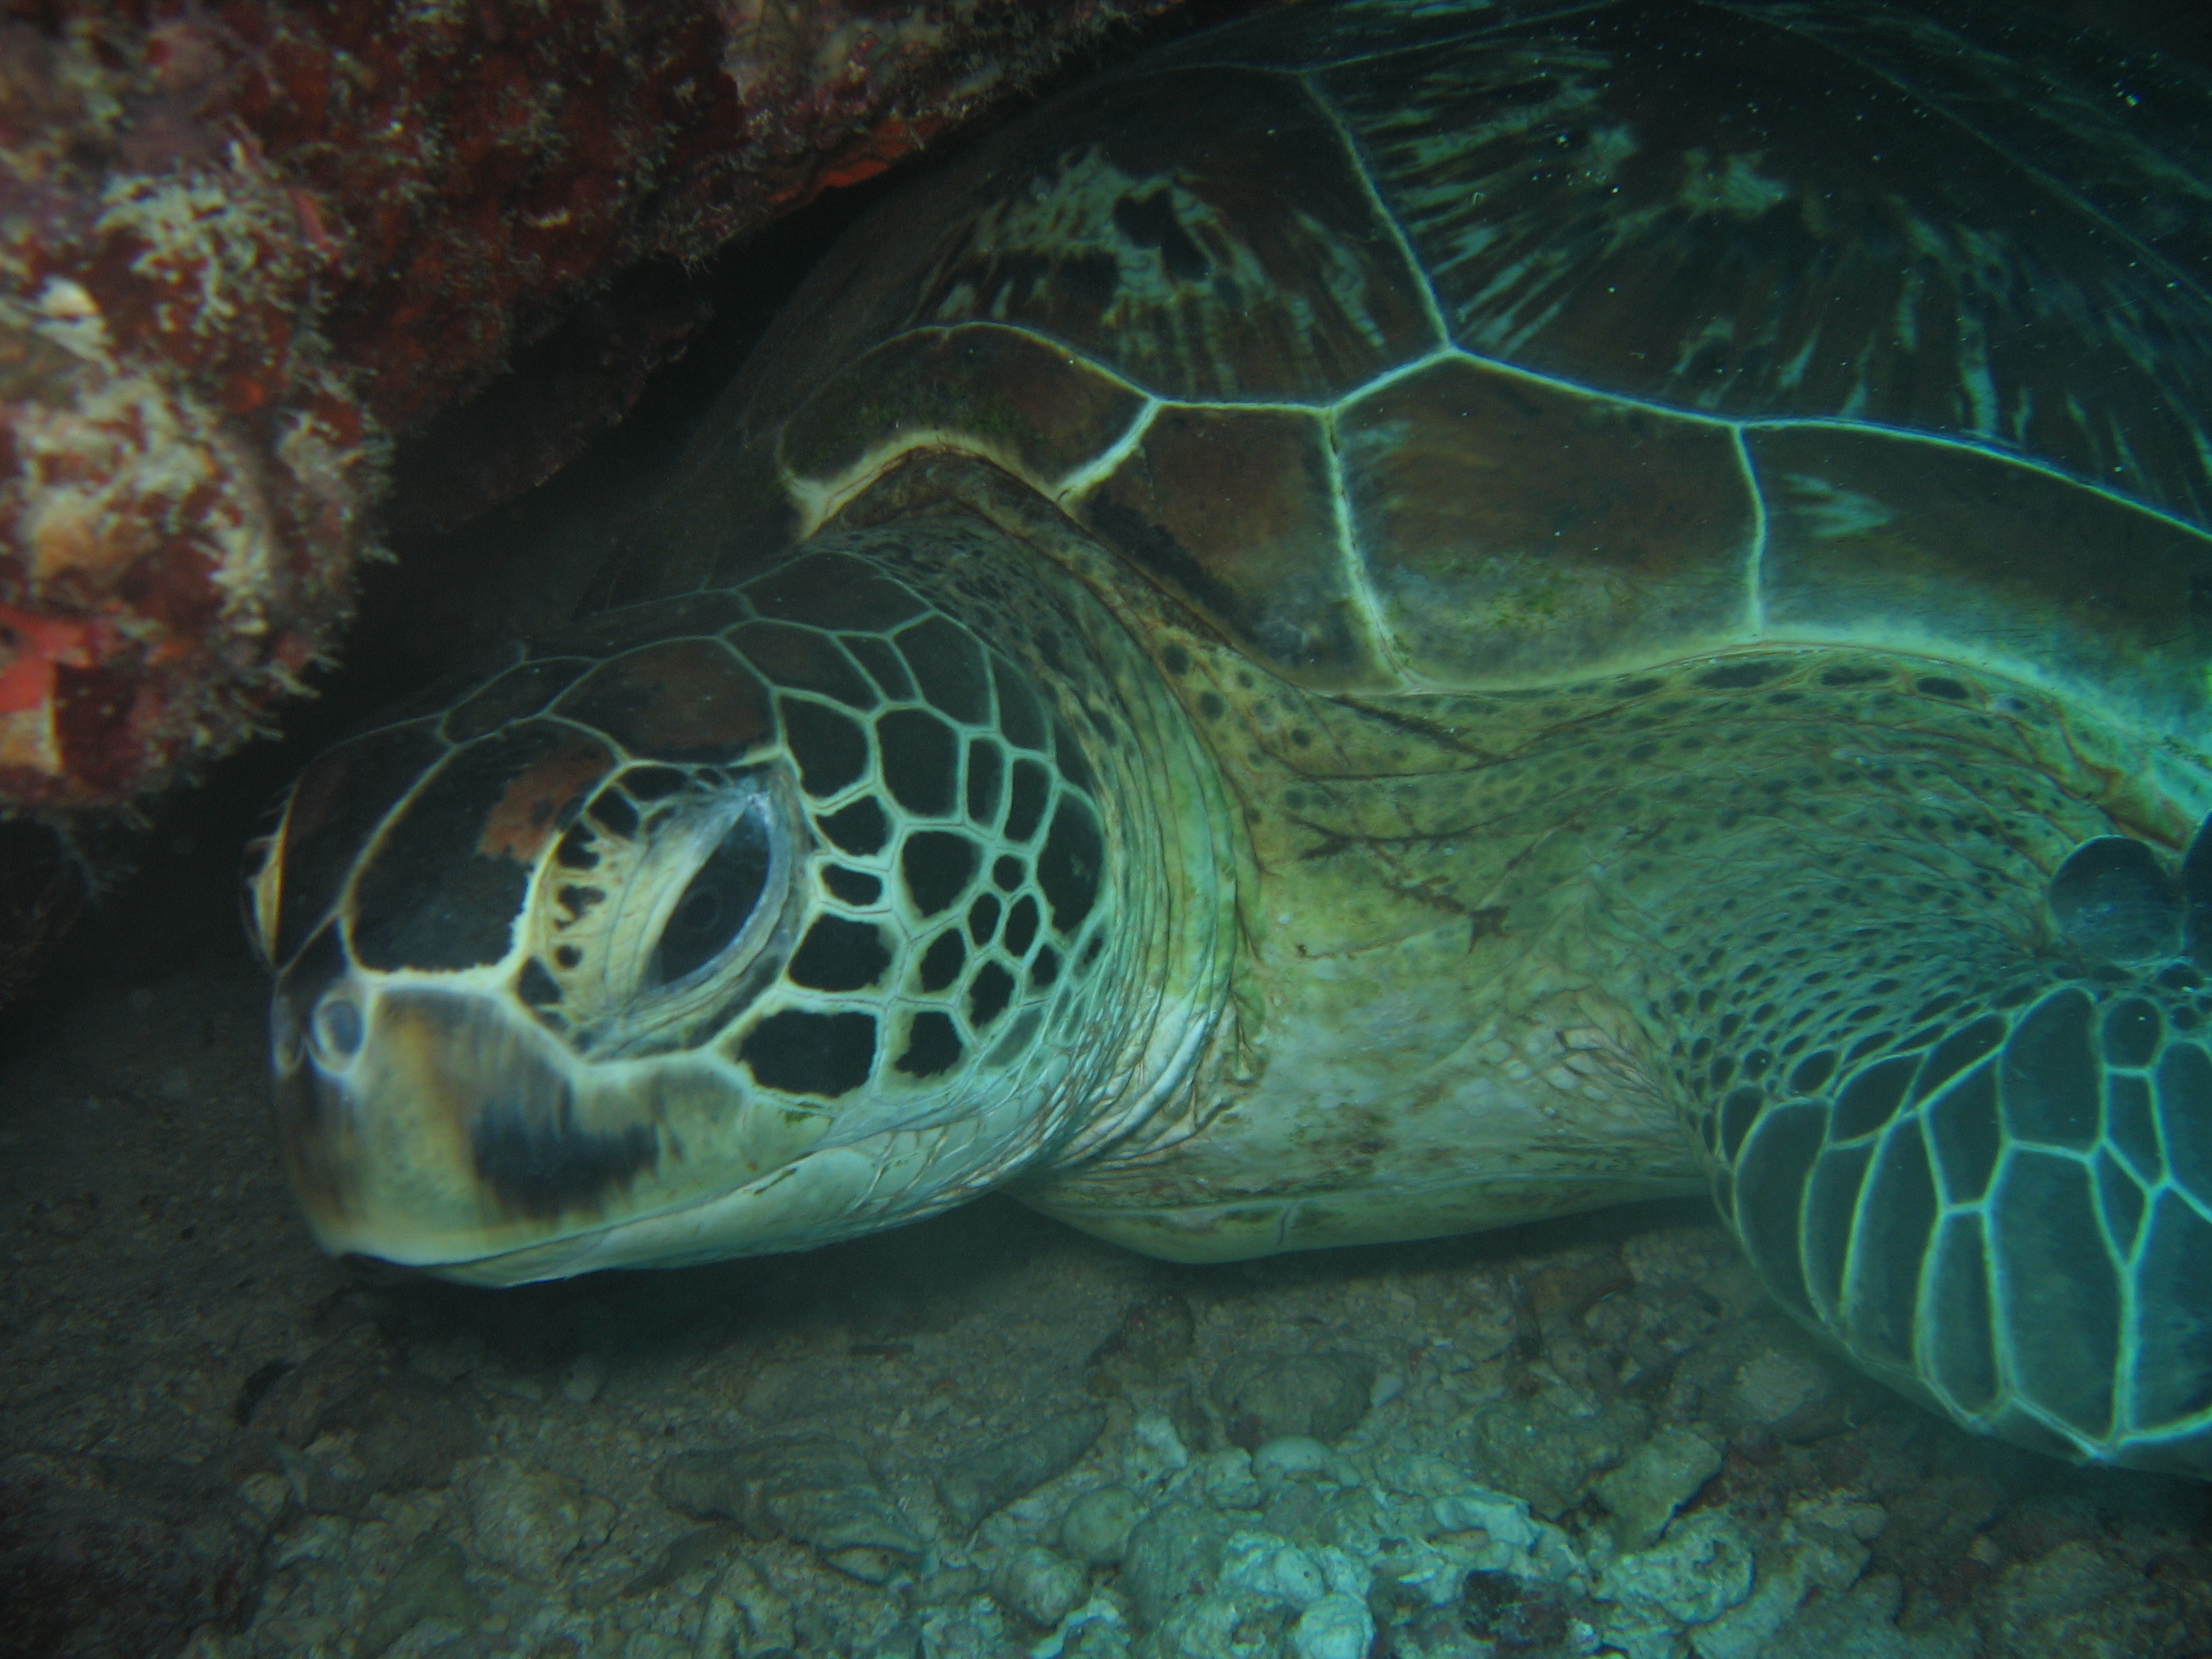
[647,805,777,988]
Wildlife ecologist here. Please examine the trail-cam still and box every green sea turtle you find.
[246,0,2212,1473]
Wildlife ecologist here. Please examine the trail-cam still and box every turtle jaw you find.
[404,1142,931,1286]
[272,978,836,1277]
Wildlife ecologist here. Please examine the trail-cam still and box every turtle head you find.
[244,546,1121,1284]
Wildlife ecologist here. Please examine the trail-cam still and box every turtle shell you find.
[638,0,2212,736]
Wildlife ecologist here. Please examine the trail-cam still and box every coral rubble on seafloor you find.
[0,0,1179,814]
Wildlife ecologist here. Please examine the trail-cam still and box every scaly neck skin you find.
[1588,713,2083,1110]
[1572,666,2144,1125]
[851,505,1244,1189]
[1599,756,2070,1161]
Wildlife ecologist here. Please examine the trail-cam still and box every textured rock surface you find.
[1210,1348,1375,1450]
[0,0,1188,820]
[655,1433,925,1580]
[1982,1537,2187,1658]
[1062,1482,1144,1566]
[1595,1424,1725,1551]
[939,1406,1109,1529]
[991,1541,1089,1628]
[461,1461,615,1582]
[353,1532,476,1659]
[0,1449,269,1659]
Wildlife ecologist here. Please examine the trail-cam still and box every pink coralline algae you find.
[0,0,1181,812]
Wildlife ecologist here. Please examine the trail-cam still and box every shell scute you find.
[780,64,1439,407]
[1323,0,2212,527]
[1079,405,1388,690]
[780,325,1144,504]
[658,0,2212,710]
[1341,355,1756,684]
[1754,425,2212,733]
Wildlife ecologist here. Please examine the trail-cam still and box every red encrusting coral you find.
[0,0,1181,814]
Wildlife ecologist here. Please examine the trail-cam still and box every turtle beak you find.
[272,981,833,1282]
[275,981,652,1266]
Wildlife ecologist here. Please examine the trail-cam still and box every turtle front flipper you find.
[1719,822,2212,1475]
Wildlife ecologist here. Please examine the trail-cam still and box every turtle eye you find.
[649,806,773,987]
[311,991,366,1065]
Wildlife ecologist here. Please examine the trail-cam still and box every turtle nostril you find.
[311,993,365,1063]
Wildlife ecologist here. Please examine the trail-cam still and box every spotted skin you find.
[247,1,2212,1475]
